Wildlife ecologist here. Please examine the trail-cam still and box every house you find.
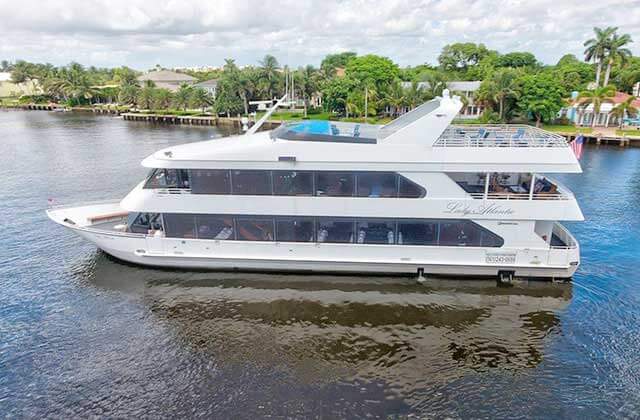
[137,70,196,92]
[193,79,218,98]
[560,90,640,127]
[0,72,41,97]
[398,80,485,119]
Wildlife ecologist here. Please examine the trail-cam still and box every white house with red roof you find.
[560,90,640,127]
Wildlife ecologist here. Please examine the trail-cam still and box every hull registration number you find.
[486,253,516,264]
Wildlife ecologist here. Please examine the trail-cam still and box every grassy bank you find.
[616,128,640,136]
[541,124,593,134]
[0,97,19,107]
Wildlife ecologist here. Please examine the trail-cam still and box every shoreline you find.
[3,104,640,147]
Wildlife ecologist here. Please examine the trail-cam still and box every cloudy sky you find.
[1,0,639,70]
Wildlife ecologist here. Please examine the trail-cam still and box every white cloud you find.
[0,0,638,69]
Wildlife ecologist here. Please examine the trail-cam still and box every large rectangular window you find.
[438,220,482,247]
[190,169,231,194]
[275,217,315,242]
[317,218,355,243]
[356,220,396,244]
[195,214,234,239]
[397,221,438,245]
[315,172,355,197]
[164,213,197,238]
[232,170,273,195]
[236,217,275,241]
[356,172,398,198]
[273,171,313,196]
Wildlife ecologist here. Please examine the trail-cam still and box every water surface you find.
[1,111,639,418]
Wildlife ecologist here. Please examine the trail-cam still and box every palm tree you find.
[173,83,193,111]
[259,55,280,99]
[153,88,173,110]
[137,85,155,110]
[584,27,616,87]
[578,85,616,127]
[611,96,638,128]
[603,31,633,86]
[383,82,407,117]
[118,84,140,107]
[189,87,214,113]
[421,72,447,99]
[296,65,319,117]
[478,69,519,121]
[405,81,428,109]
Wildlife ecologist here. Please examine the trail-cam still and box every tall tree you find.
[518,74,565,127]
[584,26,616,87]
[173,83,193,111]
[438,43,491,72]
[259,54,280,99]
[611,96,638,128]
[603,31,633,86]
[296,65,319,117]
[189,87,214,113]
[578,85,616,127]
[478,69,520,121]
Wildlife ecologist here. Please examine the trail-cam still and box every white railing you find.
[468,192,570,200]
[156,188,192,195]
[435,125,568,148]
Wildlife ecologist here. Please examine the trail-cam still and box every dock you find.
[563,131,640,147]
[121,113,281,129]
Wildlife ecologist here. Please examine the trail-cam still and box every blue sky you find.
[1,0,639,70]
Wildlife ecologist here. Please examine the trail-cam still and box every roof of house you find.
[570,91,640,109]
[137,70,196,83]
[194,79,218,88]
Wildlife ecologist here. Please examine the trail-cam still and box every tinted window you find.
[276,218,315,242]
[145,169,189,189]
[232,170,273,195]
[398,175,425,198]
[317,219,354,243]
[236,217,275,241]
[128,213,162,234]
[438,220,482,247]
[195,214,234,239]
[480,226,504,247]
[273,171,313,196]
[164,213,196,238]
[356,220,395,244]
[315,172,354,197]
[397,221,438,245]
[356,173,397,197]
[190,169,230,194]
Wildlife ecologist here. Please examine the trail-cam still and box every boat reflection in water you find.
[75,251,571,410]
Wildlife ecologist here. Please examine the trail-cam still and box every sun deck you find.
[435,125,568,148]
[271,120,380,144]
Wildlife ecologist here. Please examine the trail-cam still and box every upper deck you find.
[435,125,568,148]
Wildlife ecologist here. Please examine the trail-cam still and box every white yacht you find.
[47,90,583,280]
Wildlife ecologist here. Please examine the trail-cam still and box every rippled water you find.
[1,110,639,418]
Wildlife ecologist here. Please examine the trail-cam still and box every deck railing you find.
[435,125,567,148]
[468,192,569,200]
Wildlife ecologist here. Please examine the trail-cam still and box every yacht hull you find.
[50,209,578,280]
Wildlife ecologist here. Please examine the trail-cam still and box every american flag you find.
[571,134,584,160]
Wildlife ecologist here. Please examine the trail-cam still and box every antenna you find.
[246,93,288,136]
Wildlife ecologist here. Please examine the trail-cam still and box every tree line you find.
[2,26,637,125]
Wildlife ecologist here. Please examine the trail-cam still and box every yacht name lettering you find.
[444,202,515,216]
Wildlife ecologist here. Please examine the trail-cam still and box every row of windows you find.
[150,213,504,247]
[145,169,425,198]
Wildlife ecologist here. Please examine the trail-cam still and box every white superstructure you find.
[47,91,583,279]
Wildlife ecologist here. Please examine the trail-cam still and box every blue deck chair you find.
[512,127,527,146]
[353,124,360,138]
[331,124,340,136]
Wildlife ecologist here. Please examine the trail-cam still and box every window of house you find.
[317,218,355,243]
[190,169,231,194]
[356,172,398,197]
[236,217,275,241]
[356,220,396,244]
[315,172,355,197]
[195,214,234,240]
[397,220,438,245]
[275,217,315,242]
[273,171,313,196]
[163,213,197,238]
[231,170,273,195]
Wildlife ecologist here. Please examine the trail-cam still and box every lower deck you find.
[47,201,580,280]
